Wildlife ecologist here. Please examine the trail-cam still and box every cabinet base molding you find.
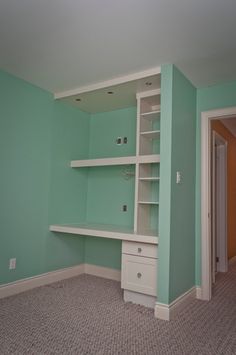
[155,286,197,321]
[0,264,121,299]
[124,289,156,308]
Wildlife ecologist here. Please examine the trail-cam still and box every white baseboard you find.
[196,286,202,299]
[155,286,196,321]
[0,264,85,299]
[0,263,121,299]
[84,264,121,281]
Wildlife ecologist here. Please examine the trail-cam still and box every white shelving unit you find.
[50,75,161,309]
[134,89,161,237]
[51,88,161,242]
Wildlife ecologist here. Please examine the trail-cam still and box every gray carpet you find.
[0,261,236,355]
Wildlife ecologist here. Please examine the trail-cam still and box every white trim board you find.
[201,106,236,301]
[155,287,196,321]
[0,264,85,299]
[0,264,121,300]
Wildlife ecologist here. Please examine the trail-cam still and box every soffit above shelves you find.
[55,70,161,114]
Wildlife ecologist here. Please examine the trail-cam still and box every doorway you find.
[201,107,236,301]
[211,129,227,284]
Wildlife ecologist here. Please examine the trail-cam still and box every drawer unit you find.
[122,241,157,259]
[121,254,157,296]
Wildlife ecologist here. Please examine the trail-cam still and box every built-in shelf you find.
[71,154,160,168]
[140,130,160,139]
[141,109,160,118]
[50,223,158,244]
[71,156,137,168]
[138,201,159,205]
[139,177,160,181]
[138,155,160,164]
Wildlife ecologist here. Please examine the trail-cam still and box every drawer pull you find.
[138,247,142,253]
[137,272,142,278]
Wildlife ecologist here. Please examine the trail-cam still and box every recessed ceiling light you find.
[107,91,114,94]
[75,98,81,102]
[145,82,152,86]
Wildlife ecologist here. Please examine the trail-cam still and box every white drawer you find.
[122,241,157,259]
[121,254,157,296]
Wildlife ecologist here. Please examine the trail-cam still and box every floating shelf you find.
[139,177,160,181]
[71,154,160,168]
[50,223,158,244]
[71,156,137,168]
[140,130,160,139]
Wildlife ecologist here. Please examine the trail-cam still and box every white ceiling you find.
[0,0,236,93]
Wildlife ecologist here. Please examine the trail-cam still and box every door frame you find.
[201,106,236,301]
[212,131,228,278]
[214,132,228,273]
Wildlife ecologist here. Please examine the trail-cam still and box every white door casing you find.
[201,107,236,301]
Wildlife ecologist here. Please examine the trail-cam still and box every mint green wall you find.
[158,65,196,304]
[84,107,136,269]
[85,237,121,269]
[169,67,196,302]
[88,107,136,159]
[0,70,88,284]
[45,101,90,272]
[195,80,236,285]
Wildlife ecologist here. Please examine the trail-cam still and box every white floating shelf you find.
[138,201,159,205]
[71,154,160,167]
[139,177,160,181]
[140,130,160,139]
[71,156,137,168]
[50,223,158,244]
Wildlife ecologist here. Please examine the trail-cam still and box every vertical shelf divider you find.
[134,89,161,237]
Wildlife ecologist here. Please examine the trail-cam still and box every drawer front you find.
[121,254,157,296]
[122,241,157,259]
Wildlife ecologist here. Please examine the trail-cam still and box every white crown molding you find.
[155,287,197,321]
[54,66,161,99]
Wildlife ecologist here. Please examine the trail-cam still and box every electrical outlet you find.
[116,137,122,145]
[176,171,182,184]
[123,137,128,144]
[122,205,127,212]
[9,258,16,270]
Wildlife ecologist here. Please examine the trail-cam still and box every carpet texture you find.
[0,261,236,354]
